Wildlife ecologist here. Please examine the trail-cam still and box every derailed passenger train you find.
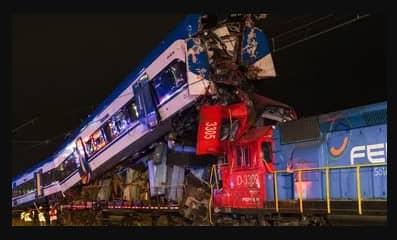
[12,13,277,212]
[12,14,210,208]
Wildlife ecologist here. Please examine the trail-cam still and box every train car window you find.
[21,182,27,194]
[92,129,106,152]
[42,170,54,186]
[65,152,78,175]
[262,142,272,163]
[151,60,187,105]
[15,185,20,196]
[30,179,36,193]
[52,152,79,183]
[100,101,137,148]
[13,183,25,197]
[53,169,61,182]
[104,120,118,141]
[56,162,67,181]
[85,139,95,157]
[152,68,176,105]
[236,146,249,167]
[113,109,130,134]
[127,100,139,122]
[21,182,26,194]
[61,163,67,179]
[50,170,56,184]
[50,170,55,184]
[17,179,36,195]
[170,60,187,88]
[25,181,31,194]
[42,172,48,185]
[51,169,56,183]
[12,188,18,197]
[220,119,239,140]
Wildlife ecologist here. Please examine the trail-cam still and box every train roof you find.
[13,14,203,182]
[274,101,386,145]
[319,101,386,119]
[317,101,387,131]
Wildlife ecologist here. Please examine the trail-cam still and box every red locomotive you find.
[197,101,387,226]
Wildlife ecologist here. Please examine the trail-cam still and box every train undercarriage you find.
[47,200,387,226]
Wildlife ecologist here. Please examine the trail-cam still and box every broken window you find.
[220,118,239,141]
[151,60,187,105]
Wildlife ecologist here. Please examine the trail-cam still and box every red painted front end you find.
[213,127,275,209]
[196,103,250,156]
[195,103,275,209]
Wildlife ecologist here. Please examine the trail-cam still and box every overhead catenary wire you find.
[14,128,75,154]
[12,117,39,134]
[270,14,334,51]
[272,14,334,40]
[12,139,50,144]
[272,14,371,54]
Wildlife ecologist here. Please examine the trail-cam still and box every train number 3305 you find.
[204,121,217,139]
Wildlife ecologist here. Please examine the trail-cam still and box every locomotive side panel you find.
[326,124,387,200]
[269,139,326,201]
[321,102,387,201]
[269,101,387,204]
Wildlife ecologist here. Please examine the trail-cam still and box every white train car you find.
[12,14,210,208]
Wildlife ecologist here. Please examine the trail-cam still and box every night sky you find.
[12,14,386,177]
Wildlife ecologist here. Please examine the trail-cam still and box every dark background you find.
[11,14,386,177]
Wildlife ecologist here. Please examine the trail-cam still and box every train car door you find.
[133,73,160,129]
[76,137,92,185]
[35,169,43,198]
